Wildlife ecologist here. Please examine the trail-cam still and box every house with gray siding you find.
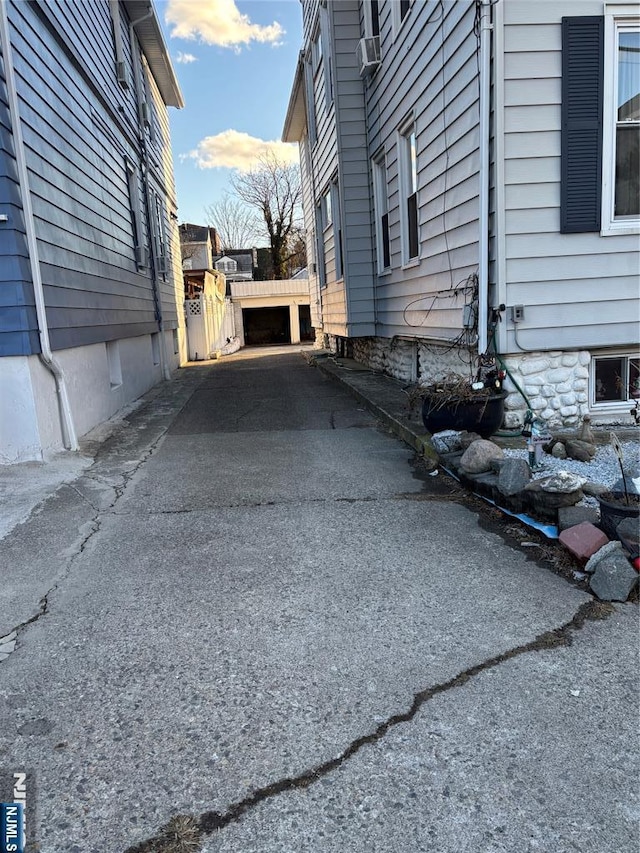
[283,0,640,427]
[0,0,185,462]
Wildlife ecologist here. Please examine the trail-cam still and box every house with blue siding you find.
[0,0,185,462]
[283,0,640,428]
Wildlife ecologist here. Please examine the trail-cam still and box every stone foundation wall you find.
[337,335,600,429]
[501,351,591,428]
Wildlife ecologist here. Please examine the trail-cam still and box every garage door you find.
[243,307,291,346]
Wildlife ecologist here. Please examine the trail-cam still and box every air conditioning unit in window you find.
[134,246,148,269]
[116,60,129,89]
[139,101,151,128]
[356,36,380,77]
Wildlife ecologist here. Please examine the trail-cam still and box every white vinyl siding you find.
[495,0,640,356]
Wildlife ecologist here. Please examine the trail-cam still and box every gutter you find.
[129,6,172,381]
[478,0,493,355]
[0,0,78,451]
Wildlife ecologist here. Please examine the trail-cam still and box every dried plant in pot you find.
[418,372,507,439]
[597,433,640,540]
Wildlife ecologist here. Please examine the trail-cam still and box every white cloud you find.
[188,130,299,171]
[175,51,198,64]
[166,0,285,49]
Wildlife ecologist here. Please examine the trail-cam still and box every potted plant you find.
[598,433,640,539]
[417,371,508,438]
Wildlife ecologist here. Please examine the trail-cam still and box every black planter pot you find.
[598,495,640,541]
[421,389,508,439]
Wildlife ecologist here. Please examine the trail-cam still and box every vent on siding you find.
[560,16,604,233]
[356,36,381,77]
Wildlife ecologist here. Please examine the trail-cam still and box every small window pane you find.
[400,0,411,22]
[617,32,640,121]
[407,192,418,259]
[629,358,640,399]
[371,1,380,37]
[615,30,640,217]
[595,357,625,402]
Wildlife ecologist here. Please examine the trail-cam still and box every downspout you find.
[478,0,493,355]
[128,4,172,381]
[0,0,79,451]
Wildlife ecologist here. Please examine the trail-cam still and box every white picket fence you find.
[184,295,236,361]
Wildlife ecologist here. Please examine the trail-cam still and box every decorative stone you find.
[560,405,578,418]
[576,392,588,403]
[617,517,640,558]
[459,439,504,474]
[541,385,556,398]
[520,358,550,376]
[540,408,556,420]
[558,505,599,532]
[565,438,597,462]
[503,411,523,429]
[590,552,638,601]
[582,480,610,497]
[559,522,609,561]
[524,481,583,514]
[578,351,590,366]
[573,379,588,391]
[557,383,573,394]
[459,431,482,450]
[533,471,586,493]
[430,430,462,454]
[579,415,595,444]
[529,396,546,411]
[551,442,568,459]
[497,458,531,496]
[585,540,623,573]
[547,368,572,383]
[560,393,577,406]
[561,353,579,367]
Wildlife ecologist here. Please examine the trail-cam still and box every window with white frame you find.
[602,14,640,232]
[372,153,390,272]
[304,59,317,145]
[364,0,380,38]
[331,179,343,280]
[393,0,413,33]
[319,6,334,103]
[398,119,419,262]
[216,258,238,274]
[592,353,640,405]
[312,24,323,74]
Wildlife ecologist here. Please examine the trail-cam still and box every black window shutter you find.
[561,16,604,233]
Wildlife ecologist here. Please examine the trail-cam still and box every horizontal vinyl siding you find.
[2,1,180,353]
[366,0,480,340]
[501,1,640,353]
[333,0,375,328]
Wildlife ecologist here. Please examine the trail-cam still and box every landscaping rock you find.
[523,482,583,518]
[459,439,504,475]
[497,458,531,496]
[564,438,597,462]
[557,505,599,532]
[459,431,482,450]
[558,522,608,561]
[611,462,640,496]
[551,442,568,459]
[489,458,507,473]
[584,540,623,573]
[582,481,610,498]
[430,430,462,454]
[617,517,640,559]
[589,552,638,601]
[578,415,595,444]
[533,471,586,493]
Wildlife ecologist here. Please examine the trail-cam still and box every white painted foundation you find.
[1,329,185,463]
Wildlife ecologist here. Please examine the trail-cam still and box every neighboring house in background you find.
[283,0,640,426]
[213,249,258,284]
[0,0,185,463]
[179,223,222,272]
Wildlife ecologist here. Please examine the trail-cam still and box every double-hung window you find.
[399,119,419,262]
[372,153,390,272]
[364,1,380,38]
[603,14,640,231]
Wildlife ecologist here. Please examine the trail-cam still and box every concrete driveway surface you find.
[0,347,637,853]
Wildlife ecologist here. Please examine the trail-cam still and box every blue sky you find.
[155,0,303,230]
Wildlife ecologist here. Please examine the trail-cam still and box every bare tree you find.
[231,153,302,280]
[204,196,261,250]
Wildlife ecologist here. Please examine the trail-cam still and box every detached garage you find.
[230,279,312,347]
[243,307,291,346]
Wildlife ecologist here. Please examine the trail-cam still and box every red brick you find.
[559,522,609,562]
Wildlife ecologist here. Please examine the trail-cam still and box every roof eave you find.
[282,52,306,143]
[123,0,184,108]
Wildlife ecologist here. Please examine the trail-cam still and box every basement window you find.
[592,354,640,405]
[106,340,122,390]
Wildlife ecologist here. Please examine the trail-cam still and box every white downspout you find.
[0,0,79,451]
[128,5,172,381]
[478,0,493,355]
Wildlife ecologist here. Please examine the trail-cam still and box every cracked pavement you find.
[0,347,637,853]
